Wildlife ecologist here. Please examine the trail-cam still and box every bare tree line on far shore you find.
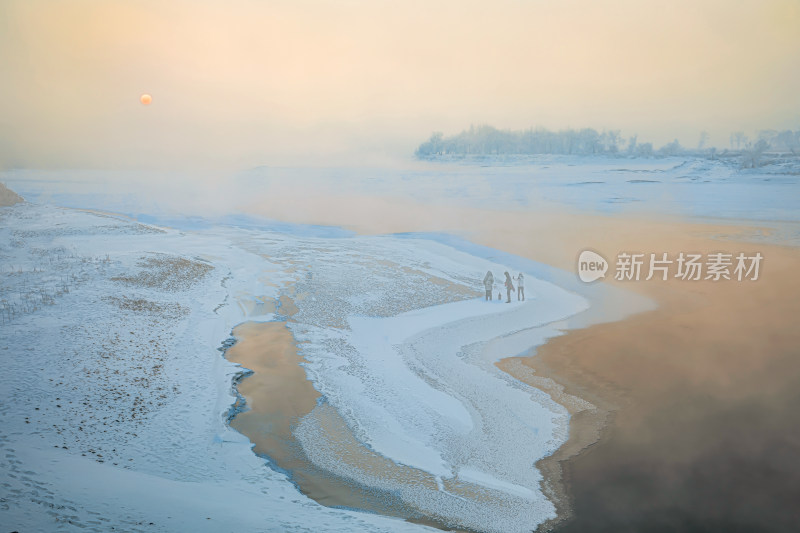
[415,125,800,169]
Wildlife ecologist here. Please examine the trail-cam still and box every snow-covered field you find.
[0,200,626,532]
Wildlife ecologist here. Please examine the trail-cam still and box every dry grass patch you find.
[111,254,213,292]
[104,296,189,319]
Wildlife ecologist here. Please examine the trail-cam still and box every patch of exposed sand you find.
[0,182,24,206]
[225,320,454,530]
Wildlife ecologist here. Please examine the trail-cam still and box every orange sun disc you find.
[140,94,152,105]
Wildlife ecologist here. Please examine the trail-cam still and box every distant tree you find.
[758,129,778,145]
[415,132,444,157]
[772,130,799,154]
[578,128,602,154]
[601,130,621,153]
[626,135,638,156]
[659,139,682,156]
[697,131,709,150]
[635,142,654,157]
[730,131,747,150]
[742,139,770,168]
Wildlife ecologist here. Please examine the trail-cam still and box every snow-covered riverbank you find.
[0,203,434,532]
[0,201,641,532]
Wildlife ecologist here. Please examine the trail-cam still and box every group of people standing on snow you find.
[482,270,525,303]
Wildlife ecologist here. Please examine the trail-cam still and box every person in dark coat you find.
[504,271,515,303]
[483,270,494,301]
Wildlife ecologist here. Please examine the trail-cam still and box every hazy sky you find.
[1,0,799,169]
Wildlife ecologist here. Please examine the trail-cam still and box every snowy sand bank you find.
[227,281,591,531]
[0,203,433,532]
[0,201,648,532]
[214,221,649,531]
